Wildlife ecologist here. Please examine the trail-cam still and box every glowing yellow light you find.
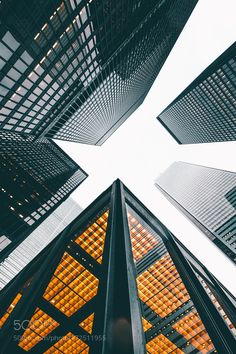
[146,334,184,354]
[44,332,89,353]
[0,293,22,328]
[43,253,99,317]
[79,313,94,334]
[142,317,152,332]
[74,211,108,263]
[173,312,215,353]
[18,309,59,351]
[137,254,190,318]
[128,213,159,262]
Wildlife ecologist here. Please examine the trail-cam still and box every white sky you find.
[57,0,236,296]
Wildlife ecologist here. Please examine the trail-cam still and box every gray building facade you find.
[157,42,236,144]
[0,198,82,290]
[155,162,236,263]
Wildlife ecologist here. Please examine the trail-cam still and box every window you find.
[2,32,19,51]
[0,42,12,60]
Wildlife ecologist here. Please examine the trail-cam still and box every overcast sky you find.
[57,0,236,295]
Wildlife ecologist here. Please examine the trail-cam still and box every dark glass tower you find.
[0,131,87,254]
[157,42,236,144]
[0,180,235,353]
[0,0,198,145]
[155,162,236,263]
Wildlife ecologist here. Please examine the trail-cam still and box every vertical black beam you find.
[163,228,236,353]
[119,181,146,354]
[91,180,145,354]
[90,183,117,354]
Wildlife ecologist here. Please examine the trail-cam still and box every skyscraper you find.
[0,180,235,353]
[0,198,83,290]
[157,42,236,144]
[155,162,236,263]
[0,131,87,254]
[0,0,198,145]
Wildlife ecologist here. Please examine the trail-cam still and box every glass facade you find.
[157,42,236,144]
[0,131,87,253]
[74,210,108,264]
[155,162,236,263]
[0,206,109,352]
[0,198,82,291]
[127,206,216,354]
[0,0,197,145]
[1,181,235,353]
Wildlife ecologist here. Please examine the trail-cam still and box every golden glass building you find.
[0,180,235,353]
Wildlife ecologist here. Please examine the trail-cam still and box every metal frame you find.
[0,180,235,353]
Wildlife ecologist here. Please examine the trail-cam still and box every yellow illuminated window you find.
[142,317,152,332]
[43,252,99,316]
[18,309,59,351]
[79,313,94,334]
[127,212,159,262]
[137,253,190,317]
[0,293,22,328]
[173,311,215,353]
[44,331,89,353]
[74,210,109,264]
[146,333,184,354]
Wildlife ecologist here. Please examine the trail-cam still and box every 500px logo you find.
[14,319,55,331]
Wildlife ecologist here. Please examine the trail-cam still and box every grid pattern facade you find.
[155,162,236,263]
[43,252,99,317]
[0,131,87,250]
[0,182,235,353]
[79,313,94,334]
[0,207,109,352]
[74,210,108,263]
[0,0,197,145]
[127,205,216,354]
[157,42,236,144]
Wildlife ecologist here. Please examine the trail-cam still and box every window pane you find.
[1,76,15,89]
[21,51,33,65]
[2,32,20,51]
[0,42,12,60]
[14,59,27,73]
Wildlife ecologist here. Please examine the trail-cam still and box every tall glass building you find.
[0,180,235,353]
[0,198,82,290]
[0,0,198,145]
[155,162,236,263]
[0,131,87,254]
[157,42,236,144]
